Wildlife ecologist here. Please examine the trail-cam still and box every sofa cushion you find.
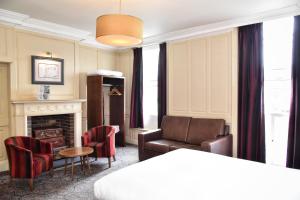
[144,139,185,153]
[161,116,191,142]
[169,144,203,151]
[186,118,225,145]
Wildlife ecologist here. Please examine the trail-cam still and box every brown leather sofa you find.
[138,116,232,161]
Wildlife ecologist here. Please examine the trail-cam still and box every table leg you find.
[82,156,86,175]
[80,156,83,171]
[64,158,68,175]
[86,156,91,173]
[71,157,74,180]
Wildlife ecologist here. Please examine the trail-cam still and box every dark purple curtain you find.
[287,16,300,169]
[158,43,167,128]
[238,23,265,163]
[130,48,144,128]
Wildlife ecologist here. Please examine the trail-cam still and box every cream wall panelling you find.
[168,29,238,156]
[116,50,135,144]
[14,30,79,100]
[0,64,10,171]
[0,64,9,127]
[78,45,98,132]
[98,50,117,70]
[78,45,118,131]
[0,24,119,141]
[0,25,14,62]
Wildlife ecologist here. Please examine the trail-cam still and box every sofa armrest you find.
[138,129,162,161]
[201,134,233,156]
[224,125,230,135]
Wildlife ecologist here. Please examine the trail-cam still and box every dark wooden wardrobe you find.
[87,75,125,146]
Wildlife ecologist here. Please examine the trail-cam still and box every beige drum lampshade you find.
[96,14,143,47]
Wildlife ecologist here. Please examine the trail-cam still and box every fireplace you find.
[27,114,75,160]
[8,100,85,168]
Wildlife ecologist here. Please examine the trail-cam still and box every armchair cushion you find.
[161,116,191,142]
[186,118,225,145]
[33,153,53,177]
[169,143,202,151]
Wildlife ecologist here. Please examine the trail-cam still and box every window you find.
[263,17,294,166]
[143,45,159,129]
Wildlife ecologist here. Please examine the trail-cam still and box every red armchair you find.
[81,126,116,168]
[4,136,53,191]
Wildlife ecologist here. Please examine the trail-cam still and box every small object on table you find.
[59,147,94,180]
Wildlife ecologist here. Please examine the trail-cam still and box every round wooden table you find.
[59,147,94,180]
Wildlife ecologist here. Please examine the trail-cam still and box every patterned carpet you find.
[0,145,138,200]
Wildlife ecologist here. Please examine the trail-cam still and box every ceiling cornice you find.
[142,4,300,46]
[0,5,299,50]
[0,8,115,50]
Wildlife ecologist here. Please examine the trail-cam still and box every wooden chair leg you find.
[9,176,13,186]
[108,157,111,168]
[64,158,68,175]
[49,168,54,177]
[113,155,116,161]
[28,178,33,191]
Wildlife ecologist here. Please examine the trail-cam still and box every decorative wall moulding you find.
[11,99,85,116]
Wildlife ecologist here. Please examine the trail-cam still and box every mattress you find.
[94,149,300,200]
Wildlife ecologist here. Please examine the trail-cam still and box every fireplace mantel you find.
[11,99,86,104]
[11,99,86,147]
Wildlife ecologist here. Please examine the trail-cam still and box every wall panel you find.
[98,50,116,70]
[79,45,98,131]
[116,50,135,143]
[190,38,207,113]
[15,31,77,100]
[169,41,189,113]
[168,30,238,156]
[209,34,231,115]
[0,25,14,62]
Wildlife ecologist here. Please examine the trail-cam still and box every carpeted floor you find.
[0,145,138,200]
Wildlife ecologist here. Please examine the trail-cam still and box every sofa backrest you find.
[161,116,191,142]
[186,118,225,145]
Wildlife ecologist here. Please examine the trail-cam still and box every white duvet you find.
[94,149,300,200]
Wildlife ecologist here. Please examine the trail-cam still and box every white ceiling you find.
[0,0,299,39]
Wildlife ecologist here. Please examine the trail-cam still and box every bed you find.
[94,149,300,200]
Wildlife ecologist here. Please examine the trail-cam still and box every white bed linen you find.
[94,149,300,200]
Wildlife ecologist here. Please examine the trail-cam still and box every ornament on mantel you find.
[38,85,50,100]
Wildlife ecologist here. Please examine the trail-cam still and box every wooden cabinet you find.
[87,75,125,146]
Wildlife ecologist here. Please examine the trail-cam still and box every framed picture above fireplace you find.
[31,55,64,85]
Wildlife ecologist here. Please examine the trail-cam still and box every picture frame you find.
[31,55,64,85]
